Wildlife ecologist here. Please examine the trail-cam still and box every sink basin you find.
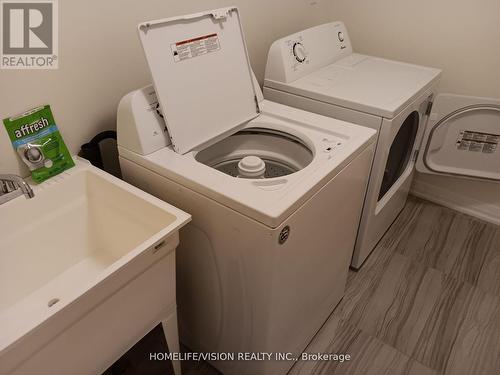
[0,158,190,374]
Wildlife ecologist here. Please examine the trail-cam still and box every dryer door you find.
[375,92,430,208]
[377,110,420,201]
[416,94,500,181]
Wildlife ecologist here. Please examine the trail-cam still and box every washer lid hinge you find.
[425,100,434,116]
[255,95,261,113]
[412,149,419,162]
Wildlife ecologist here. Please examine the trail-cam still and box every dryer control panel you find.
[282,35,310,73]
[265,22,353,84]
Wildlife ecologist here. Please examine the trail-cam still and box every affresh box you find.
[3,105,74,183]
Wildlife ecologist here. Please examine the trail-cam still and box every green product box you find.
[3,105,75,183]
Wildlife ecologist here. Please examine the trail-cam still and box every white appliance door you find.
[138,7,259,154]
[416,94,500,181]
[376,91,432,207]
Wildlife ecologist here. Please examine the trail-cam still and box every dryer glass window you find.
[378,111,419,201]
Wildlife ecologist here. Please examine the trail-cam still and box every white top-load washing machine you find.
[264,22,443,268]
[117,8,376,375]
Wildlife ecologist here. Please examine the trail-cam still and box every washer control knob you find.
[338,31,345,42]
[292,42,307,63]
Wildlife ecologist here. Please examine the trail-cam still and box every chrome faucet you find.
[0,174,35,204]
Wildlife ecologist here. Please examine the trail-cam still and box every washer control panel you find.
[265,22,353,83]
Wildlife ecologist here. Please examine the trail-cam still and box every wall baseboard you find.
[411,179,500,226]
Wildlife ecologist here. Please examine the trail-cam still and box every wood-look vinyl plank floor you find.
[182,359,221,375]
[289,315,438,375]
[317,196,500,375]
[379,196,500,297]
[337,250,500,374]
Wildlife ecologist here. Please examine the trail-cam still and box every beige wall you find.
[0,0,330,176]
[329,0,500,220]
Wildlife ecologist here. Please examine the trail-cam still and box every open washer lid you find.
[138,7,260,154]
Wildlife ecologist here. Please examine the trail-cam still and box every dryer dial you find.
[292,42,307,63]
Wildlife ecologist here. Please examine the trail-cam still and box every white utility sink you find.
[0,158,190,375]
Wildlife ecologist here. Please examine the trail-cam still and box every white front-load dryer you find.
[117,8,376,375]
[264,22,442,268]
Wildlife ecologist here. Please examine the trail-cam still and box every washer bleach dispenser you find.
[117,7,377,375]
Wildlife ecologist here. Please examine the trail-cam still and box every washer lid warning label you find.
[457,130,500,154]
[171,34,220,62]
